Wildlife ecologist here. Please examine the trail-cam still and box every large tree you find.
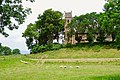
[68,12,98,43]
[103,0,120,41]
[22,23,39,49]
[0,0,34,37]
[37,9,64,43]
[22,9,64,51]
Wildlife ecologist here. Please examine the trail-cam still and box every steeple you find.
[64,11,72,44]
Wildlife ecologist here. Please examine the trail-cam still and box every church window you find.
[67,20,69,23]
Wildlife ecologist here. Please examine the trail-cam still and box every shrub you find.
[2,46,12,55]
[31,45,39,53]
[65,43,73,48]
[32,45,48,53]
[31,44,63,53]
[12,49,20,54]
[38,45,47,52]
[51,44,61,50]
[0,45,2,55]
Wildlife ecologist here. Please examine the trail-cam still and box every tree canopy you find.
[0,43,21,55]
[68,12,98,43]
[0,0,34,37]
[22,9,64,53]
[68,0,120,43]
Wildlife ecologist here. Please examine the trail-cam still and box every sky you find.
[0,0,106,54]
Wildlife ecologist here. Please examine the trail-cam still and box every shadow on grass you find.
[91,75,120,80]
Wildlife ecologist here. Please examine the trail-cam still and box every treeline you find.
[22,0,120,53]
[68,0,120,46]
[0,43,20,55]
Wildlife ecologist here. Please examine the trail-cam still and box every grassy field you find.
[0,55,120,80]
[0,45,120,80]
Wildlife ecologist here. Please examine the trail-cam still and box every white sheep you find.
[20,60,28,64]
[64,66,67,68]
[69,66,73,68]
[76,66,80,68]
[59,65,63,68]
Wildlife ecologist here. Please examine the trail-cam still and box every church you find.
[64,11,77,44]
[63,11,112,44]
[55,11,89,44]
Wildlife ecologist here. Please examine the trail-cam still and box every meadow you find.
[0,44,120,80]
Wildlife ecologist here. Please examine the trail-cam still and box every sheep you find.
[69,66,73,68]
[20,60,28,64]
[59,65,63,68]
[64,66,67,68]
[59,66,67,68]
[76,66,80,68]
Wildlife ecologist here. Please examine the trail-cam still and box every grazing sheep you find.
[64,66,67,68]
[76,66,80,68]
[69,66,73,68]
[59,65,63,68]
[20,60,28,64]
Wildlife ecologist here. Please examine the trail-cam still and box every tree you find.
[12,49,20,54]
[96,13,108,42]
[103,0,120,41]
[22,23,39,49]
[37,9,64,44]
[0,43,2,55]
[22,9,64,52]
[0,0,34,37]
[68,12,98,43]
[2,46,11,55]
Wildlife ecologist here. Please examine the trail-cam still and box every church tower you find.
[64,11,72,44]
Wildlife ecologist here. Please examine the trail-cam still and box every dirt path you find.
[31,58,120,62]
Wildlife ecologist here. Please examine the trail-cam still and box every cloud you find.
[0,24,28,51]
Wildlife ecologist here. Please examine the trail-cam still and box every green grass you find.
[27,47,120,59]
[0,44,120,80]
[0,55,120,80]
[25,42,120,59]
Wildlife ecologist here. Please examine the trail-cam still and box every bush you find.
[32,45,48,53]
[12,49,20,54]
[2,46,12,55]
[0,45,2,55]
[65,43,73,48]
[31,44,63,53]
[51,44,61,50]
[38,45,47,52]
[32,45,40,53]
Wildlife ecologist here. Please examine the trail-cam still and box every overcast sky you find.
[0,0,106,54]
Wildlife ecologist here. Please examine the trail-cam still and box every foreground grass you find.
[0,44,120,80]
[0,55,120,80]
